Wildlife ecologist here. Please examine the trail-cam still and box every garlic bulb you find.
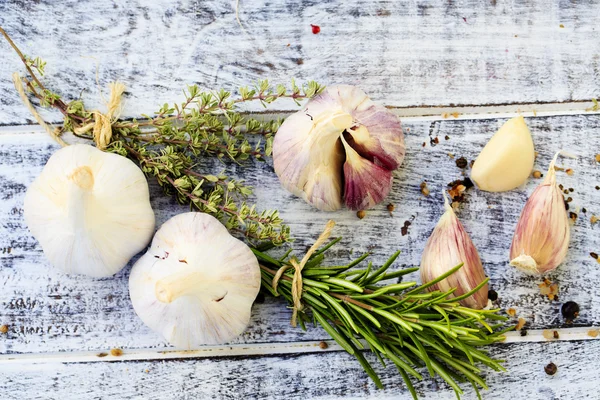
[509,153,570,274]
[471,116,535,192]
[273,85,405,211]
[129,212,261,347]
[24,144,155,277]
[420,194,488,309]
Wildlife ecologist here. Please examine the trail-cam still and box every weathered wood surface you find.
[1,0,600,125]
[3,341,600,399]
[1,114,599,355]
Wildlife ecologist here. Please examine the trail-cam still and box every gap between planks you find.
[1,327,598,365]
[0,100,598,137]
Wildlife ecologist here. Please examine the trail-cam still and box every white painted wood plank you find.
[1,327,598,365]
[1,0,600,125]
[1,340,598,399]
[1,114,599,355]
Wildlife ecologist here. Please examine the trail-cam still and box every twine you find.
[12,73,68,147]
[272,220,335,327]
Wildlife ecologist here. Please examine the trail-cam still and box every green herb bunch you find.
[1,27,323,246]
[255,241,509,399]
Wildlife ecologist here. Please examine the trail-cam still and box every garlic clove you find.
[24,144,155,277]
[509,153,571,274]
[471,116,535,192]
[420,194,488,309]
[341,135,393,210]
[129,212,261,347]
[273,85,404,211]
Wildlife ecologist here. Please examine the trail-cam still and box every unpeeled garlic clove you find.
[273,85,405,211]
[129,212,261,347]
[24,144,155,277]
[509,153,571,274]
[420,194,488,309]
[471,116,535,192]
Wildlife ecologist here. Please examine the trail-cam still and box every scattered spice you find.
[565,168,574,176]
[595,154,600,163]
[448,153,454,159]
[588,329,599,338]
[561,301,579,322]
[596,186,600,190]
[420,181,430,197]
[455,157,468,169]
[554,165,564,172]
[445,135,450,140]
[110,348,123,357]
[422,142,427,147]
[568,188,574,193]
[447,177,473,204]
[387,203,395,213]
[532,170,542,179]
[310,24,321,34]
[542,330,555,340]
[319,341,328,349]
[430,136,440,146]
[97,352,108,357]
[469,160,475,168]
[520,329,527,337]
[401,220,412,236]
[591,215,598,225]
[559,24,565,28]
[0,325,8,334]
[356,210,366,220]
[451,112,460,118]
[569,212,577,223]
[538,278,559,301]
[591,252,598,260]
[488,289,498,301]
[553,330,560,339]
[515,318,526,331]
[544,362,557,376]
[582,207,587,213]
[507,308,517,317]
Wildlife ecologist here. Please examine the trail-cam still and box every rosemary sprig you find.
[255,243,507,399]
[1,26,324,246]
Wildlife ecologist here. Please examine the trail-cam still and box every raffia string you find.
[73,81,125,150]
[12,73,68,147]
[272,220,335,327]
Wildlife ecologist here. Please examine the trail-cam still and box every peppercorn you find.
[455,157,468,169]
[520,329,527,337]
[532,170,542,179]
[544,362,557,376]
[561,301,580,322]
[488,290,498,301]
[356,210,366,219]
[319,341,328,349]
[387,203,395,212]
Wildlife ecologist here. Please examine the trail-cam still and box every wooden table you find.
[1,1,600,398]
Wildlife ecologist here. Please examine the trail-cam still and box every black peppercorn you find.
[561,301,579,322]
[456,157,468,169]
[488,289,498,301]
[520,329,527,337]
[544,362,557,375]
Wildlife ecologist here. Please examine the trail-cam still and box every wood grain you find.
[2,340,599,399]
[1,114,598,355]
[1,0,600,125]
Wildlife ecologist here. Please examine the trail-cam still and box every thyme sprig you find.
[256,243,508,399]
[1,27,324,245]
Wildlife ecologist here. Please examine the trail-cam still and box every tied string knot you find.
[74,81,125,150]
[272,220,335,327]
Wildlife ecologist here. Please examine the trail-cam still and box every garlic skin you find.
[509,154,570,274]
[24,144,155,277]
[129,212,261,348]
[420,195,488,309]
[471,116,535,192]
[273,85,405,211]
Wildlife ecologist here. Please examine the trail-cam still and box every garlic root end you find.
[510,254,540,275]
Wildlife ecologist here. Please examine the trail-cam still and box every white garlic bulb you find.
[24,144,155,277]
[471,116,535,192]
[273,85,405,211]
[129,212,261,348]
[420,194,489,309]
[509,153,571,274]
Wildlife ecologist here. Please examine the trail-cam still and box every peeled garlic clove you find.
[129,212,261,347]
[420,194,488,309]
[471,116,535,192]
[24,144,155,277]
[341,135,393,210]
[273,85,405,211]
[509,153,570,274]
